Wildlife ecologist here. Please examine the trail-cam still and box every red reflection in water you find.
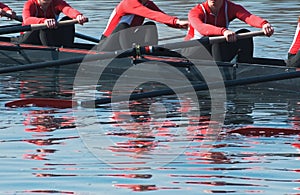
[23,136,79,146]
[114,184,157,191]
[109,139,157,154]
[185,151,231,164]
[23,149,58,161]
[292,141,300,193]
[108,97,218,158]
[23,154,48,161]
[24,110,76,132]
[292,143,300,150]
[21,136,78,162]
[114,184,181,191]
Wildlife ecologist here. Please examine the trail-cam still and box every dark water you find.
[1,1,300,195]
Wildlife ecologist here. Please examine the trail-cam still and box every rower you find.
[182,0,274,63]
[98,0,189,52]
[18,0,88,48]
[287,16,300,67]
[0,2,16,19]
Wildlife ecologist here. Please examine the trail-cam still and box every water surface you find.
[1,1,300,195]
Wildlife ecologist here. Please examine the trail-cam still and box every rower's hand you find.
[76,15,88,25]
[223,30,237,42]
[262,23,274,37]
[44,19,57,29]
[5,10,16,20]
[176,19,189,29]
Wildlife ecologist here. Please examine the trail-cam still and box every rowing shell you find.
[0,36,299,93]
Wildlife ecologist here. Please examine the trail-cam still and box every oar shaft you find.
[75,32,100,43]
[0,25,31,35]
[2,12,23,22]
[81,69,300,106]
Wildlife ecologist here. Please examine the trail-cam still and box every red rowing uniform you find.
[0,2,12,12]
[22,0,82,25]
[185,0,268,40]
[288,19,300,55]
[102,0,178,37]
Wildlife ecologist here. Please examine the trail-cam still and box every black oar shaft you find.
[2,12,23,22]
[75,32,100,43]
[81,70,300,106]
[0,25,31,35]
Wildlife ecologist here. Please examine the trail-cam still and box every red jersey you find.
[0,2,12,12]
[22,0,82,25]
[288,20,300,55]
[102,0,178,37]
[186,0,268,40]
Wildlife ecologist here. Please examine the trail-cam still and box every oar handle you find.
[30,19,81,31]
[209,31,265,44]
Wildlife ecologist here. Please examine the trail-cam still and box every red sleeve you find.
[54,0,82,19]
[230,2,268,28]
[0,2,12,12]
[121,0,178,26]
[189,4,226,36]
[22,0,46,24]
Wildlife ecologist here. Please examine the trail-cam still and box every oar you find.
[0,24,21,28]
[74,32,100,43]
[0,30,266,74]
[5,69,300,108]
[2,12,23,22]
[0,19,80,35]
[81,69,300,107]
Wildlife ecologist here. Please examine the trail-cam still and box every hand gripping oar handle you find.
[209,30,265,44]
[158,30,266,50]
[31,19,81,30]
[3,13,95,43]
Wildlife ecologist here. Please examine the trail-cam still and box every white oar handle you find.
[30,19,80,31]
[209,31,265,44]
